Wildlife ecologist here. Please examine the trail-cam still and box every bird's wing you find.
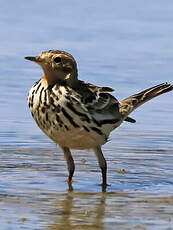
[74,81,119,112]
[68,81,136,123]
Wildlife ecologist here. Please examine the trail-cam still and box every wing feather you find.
[74,81,118,112]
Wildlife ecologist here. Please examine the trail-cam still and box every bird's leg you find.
[93,146,107,191]
[61,146,75,189]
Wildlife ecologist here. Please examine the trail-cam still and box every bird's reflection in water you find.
[49,192,106,230]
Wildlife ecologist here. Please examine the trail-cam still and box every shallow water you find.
[0,1,173,229]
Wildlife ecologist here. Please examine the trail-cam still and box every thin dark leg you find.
[93,146,107,192]
[61,146,75,189]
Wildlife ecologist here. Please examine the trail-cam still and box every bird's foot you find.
[100,183,110,192]
[67,179,73,192]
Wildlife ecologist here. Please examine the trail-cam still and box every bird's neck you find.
[41,72,79,88]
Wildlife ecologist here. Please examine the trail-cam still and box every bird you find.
[25,50,173,191]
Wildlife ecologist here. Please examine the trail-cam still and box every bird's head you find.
[25,50,78,86]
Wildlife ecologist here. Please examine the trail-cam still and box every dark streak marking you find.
[56,114,61,123]
[31,95,34,103]
[39,87,44,104]
[49,97,54,104]
[35,82,41,94]
[33,79,41,88]
[45,113,48,121]
[65,95,71,101]
[44,90,47,103]
[83,125,90,132]
[71,97,79,103]
[58,90,62,95]
[61,108,80,128]
[55,105,61,113]
[64,125,69,131]
[47,84,55,91]
[56,114,59,122]
[91,127,103,135]
[66,102,90,123]
[92,117,101,127]
[41,107,46,113]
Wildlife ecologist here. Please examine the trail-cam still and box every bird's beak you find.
[25,56,41,63]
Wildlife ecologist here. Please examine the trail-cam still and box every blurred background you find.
[0,1,173,229]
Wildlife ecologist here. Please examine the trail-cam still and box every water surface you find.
[0,1,173,229]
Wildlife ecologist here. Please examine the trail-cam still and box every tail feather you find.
[120,82,173,118]
[125,116,136,123]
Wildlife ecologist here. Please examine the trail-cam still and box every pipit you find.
[25,50,173,191]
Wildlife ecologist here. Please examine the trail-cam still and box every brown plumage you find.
[25,50,173,191]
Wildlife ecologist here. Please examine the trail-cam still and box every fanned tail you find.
[120,82,173,118]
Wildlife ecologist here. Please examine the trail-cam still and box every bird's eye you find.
[54,56,62,63]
